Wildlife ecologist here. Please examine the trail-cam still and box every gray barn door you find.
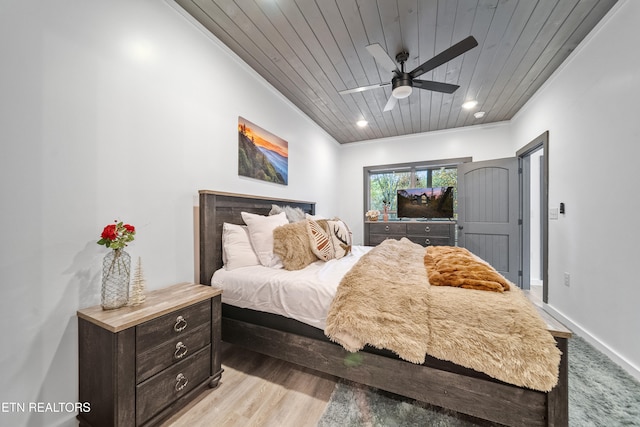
[457,158,520,284]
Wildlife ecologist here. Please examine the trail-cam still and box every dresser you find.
[365,220,455,247]
[77,282,222,427]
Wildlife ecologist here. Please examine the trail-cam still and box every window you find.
[364,157,471,220]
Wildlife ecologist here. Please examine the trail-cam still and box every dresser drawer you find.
[368,234,405,246]
[406,235,452,247]
[137,323,211,383]
[136,345,211,426]
[406,222,452,236]
[369,223,406,234]
[137,300,211,354]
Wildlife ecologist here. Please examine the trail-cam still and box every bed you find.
[198,190,571,427]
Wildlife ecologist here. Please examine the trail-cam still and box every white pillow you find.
[221,223,260,270]
[241,211,288,267]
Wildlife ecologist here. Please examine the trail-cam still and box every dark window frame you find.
[363,157,472,218]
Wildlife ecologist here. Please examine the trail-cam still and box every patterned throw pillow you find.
[306,218,352,261]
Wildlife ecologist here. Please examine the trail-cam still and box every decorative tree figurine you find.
[128,257,146,306]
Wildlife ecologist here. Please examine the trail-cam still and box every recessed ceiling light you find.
[474,111,485,119]
[356,119,368,127]
[462,100,478,109]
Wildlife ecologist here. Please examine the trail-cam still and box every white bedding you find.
[212,245,372,330]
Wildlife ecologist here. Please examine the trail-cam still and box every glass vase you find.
[101,249,131,310]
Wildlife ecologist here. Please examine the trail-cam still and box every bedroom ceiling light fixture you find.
[462,100,478,109]
[392,84,413,99]
[474,111,486,119]
[339,36,478,112]
[356,119,368,127]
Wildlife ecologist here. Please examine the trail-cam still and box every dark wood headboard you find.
[198,190,316,285]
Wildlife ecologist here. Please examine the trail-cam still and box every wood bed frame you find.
[198,190,571,427]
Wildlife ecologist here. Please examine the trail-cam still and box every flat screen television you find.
[397,187,454,219]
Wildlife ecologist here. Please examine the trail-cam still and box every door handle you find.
[457,225,464,230]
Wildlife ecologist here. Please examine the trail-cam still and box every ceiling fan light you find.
[392,85,412,99]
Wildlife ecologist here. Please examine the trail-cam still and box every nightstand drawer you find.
[406,222,451,236]
[136,323,211,383]
[136,345,211,426]
[137,300,211,354]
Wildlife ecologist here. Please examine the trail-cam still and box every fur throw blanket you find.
[424,246,510,292]
[325,238,561,392]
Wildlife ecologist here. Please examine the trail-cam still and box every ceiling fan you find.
[339,36,478,111]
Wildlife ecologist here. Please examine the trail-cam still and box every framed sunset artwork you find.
[238,117,288,185]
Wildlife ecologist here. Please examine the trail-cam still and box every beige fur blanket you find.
[324,238,561,392]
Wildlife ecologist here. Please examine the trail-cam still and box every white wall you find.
[510,0,640,379]
[338,123,513,244]
[0,1,339,426]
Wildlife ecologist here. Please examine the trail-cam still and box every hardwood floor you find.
[163,343,337,427]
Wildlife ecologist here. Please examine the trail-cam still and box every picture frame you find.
[238,116,288,185]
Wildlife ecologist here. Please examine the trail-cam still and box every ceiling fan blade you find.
[383,95,398,112]
[409,36,478,79]
[339,82,391,95]
[412,79,460,94]
[365,43,399,73]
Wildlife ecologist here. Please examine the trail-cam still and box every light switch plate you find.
[549,208,559,220]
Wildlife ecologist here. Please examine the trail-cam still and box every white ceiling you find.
[175,0,618,143]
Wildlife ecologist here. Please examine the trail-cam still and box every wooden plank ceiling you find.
[175,0,618,144]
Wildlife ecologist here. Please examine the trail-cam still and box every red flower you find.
[101,224,118,241]
[97,220,136,250]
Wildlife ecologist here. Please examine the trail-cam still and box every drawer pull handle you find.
[425,226,430,232]
[175,373,189,392]
[385,225,390,231]
[174,316,187,332]
[425,238,431,245]
[174,342,188,359]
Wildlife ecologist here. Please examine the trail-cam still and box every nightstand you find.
[77,282,222,426]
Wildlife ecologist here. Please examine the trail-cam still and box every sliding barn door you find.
[457,158,520,284]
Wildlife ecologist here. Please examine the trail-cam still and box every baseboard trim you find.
[543,303,640,382]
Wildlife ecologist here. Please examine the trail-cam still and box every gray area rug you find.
[318,336,640,426]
